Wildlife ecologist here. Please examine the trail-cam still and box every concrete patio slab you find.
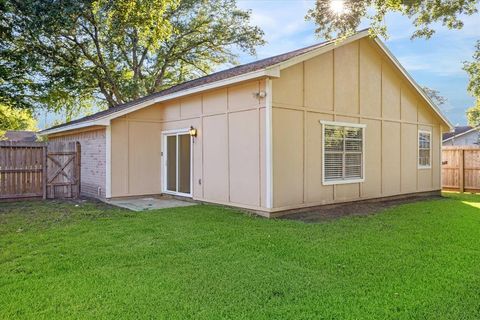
[107,196,196,211]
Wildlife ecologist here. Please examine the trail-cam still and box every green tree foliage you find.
[466,100,480,127]
[0,1,40,110]
[0,104,37,138]
[464,41,480,97]
[464,41,480,127]
[306,1,479,126]
[1,0,264,116]
[306,0,478,39]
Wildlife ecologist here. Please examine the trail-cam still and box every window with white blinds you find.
[322,121,365,185]
[418,130,431,168]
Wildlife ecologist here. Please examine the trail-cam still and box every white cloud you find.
[397,52,468,77]
[236,0,317,61]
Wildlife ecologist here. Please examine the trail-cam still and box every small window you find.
[322,121,366,185]
[418,130,431,168]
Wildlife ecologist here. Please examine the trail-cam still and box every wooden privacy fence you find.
[442,146,480,192]
[0,141,81,200]
[0,141,47,199]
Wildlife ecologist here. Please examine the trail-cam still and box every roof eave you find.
[39,121,110,136]
[264,30,453,130]
[442,126,479,142]
[41,29,454,136]
[40,68,276,136]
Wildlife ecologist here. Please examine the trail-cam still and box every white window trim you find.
[320,121,366,186]
[418,129,432,169]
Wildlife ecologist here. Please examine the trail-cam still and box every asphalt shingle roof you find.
[44,37,337,132]
[4,131,37,142]
[442,126,473,141]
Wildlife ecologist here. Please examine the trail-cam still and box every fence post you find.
[459,149,464,193]
[43,145,47,199]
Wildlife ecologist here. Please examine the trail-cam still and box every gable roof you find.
[41,29,453,135]
[41,34,344,135]
[443,126,479,142]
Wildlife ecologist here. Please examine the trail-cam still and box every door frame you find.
[161,128,193,198]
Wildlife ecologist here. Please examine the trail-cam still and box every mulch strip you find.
[280,195,444,223]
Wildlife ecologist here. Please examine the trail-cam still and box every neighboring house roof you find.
[442,126,479,142]
[40,29,453,135]
[3,130,37,142]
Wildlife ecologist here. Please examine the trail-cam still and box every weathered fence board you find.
[442,146,480,192]
[0,141,46,199]
[0,141,81,200]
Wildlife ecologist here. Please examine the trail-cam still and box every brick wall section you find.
[49,129,106,199]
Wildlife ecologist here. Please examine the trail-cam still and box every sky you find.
[39,0,479,128]
[233,0,478,126]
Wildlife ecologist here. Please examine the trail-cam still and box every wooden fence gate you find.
[0,141,81,200]
[442,146,480,192]
[46,142,81,199]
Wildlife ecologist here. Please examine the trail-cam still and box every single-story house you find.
[40,29,453,217]
[443,126,479,146]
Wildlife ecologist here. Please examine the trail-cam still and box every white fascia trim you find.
[442,126,480,142]
[265,78,274,209]
[105,122,112,198]
[39,121,109,136]
[263,29,453,132]
[41,68,277,136]
[373,38,453,130]
[266,29,370,73]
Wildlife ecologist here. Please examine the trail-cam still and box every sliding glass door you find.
[164,131,192,196]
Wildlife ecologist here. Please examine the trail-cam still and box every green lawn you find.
[1,193,480,319]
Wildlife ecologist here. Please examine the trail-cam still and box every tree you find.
[0,104,37,138]
[306,0,479,40]
[1,0,264,115]
[307,1,479,126]
[466,100,480,127]
[464,41,480,98]
[0,1,42,110]
[422,86,447,108]
[464,41,480,126]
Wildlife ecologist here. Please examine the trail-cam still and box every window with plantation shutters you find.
[418,130,431,168]
[321,121,366,185]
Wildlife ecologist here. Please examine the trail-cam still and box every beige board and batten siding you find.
[48,128,107,199]
[271,37,444,211]
[110,79,268,211]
